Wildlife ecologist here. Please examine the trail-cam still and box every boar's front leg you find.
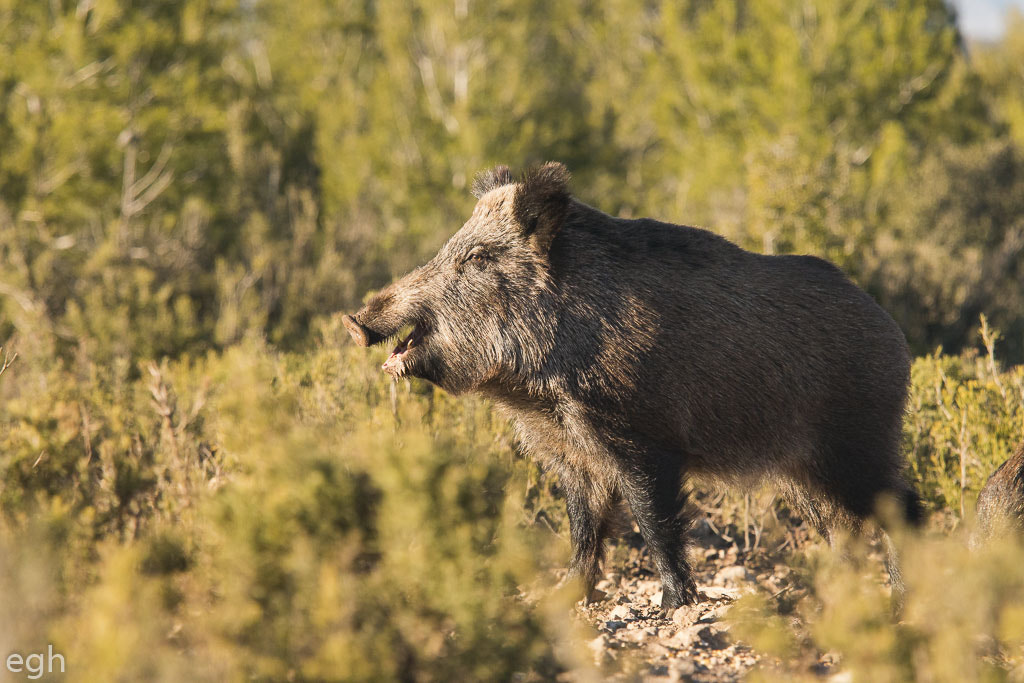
[562,472,620,602]
[618,450,697,613]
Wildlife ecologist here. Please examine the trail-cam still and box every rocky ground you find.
[518,496,1024,682]
[567,507,844,682]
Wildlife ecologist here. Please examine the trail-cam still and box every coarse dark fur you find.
[343,162,923,612]
[974,441,1024,546]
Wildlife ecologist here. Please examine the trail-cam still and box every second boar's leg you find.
[562,472,620,602]
[617,449,697,613]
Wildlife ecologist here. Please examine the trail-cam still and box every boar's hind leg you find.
[563,474,620,602]
[787,460,923,614]
[778,480,846,547]
[618,452,698,613]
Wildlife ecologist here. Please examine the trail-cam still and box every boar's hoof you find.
[659,583,697,616]
[342,315,373,347]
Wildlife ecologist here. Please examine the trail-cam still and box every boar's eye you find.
[464,247,490,266]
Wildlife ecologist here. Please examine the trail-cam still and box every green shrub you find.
[905,319,1024,518]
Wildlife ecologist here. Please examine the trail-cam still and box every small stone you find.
[698,604,732,624]
[657,626,679,640]
[697,626,730,650]
[671,604,702,626]
[610,604,634,620]
[619,628,649,644]
[713,565,755,586]
[699,585,741,601]
[605,620,628,633]
[669,625,701,648]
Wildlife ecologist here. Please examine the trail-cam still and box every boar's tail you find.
[901,488,925,529]
[881,481,925,531]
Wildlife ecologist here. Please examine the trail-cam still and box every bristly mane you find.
[471,165,514,198]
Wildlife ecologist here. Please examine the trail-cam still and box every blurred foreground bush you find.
[1,319,1023,680]
[0,328,588,681]
[736,526,1024,681]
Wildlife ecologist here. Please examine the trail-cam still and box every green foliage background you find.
[1,1,1024,680]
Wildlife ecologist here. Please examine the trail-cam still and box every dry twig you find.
[0,346,17,378]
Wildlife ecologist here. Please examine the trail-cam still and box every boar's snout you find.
[342,314,382,347]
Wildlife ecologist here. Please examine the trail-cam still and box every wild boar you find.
[974,441,1024,546]
[343,162,922,611]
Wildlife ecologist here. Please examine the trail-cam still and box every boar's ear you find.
[472,165,514,198]
[514,161,571,254]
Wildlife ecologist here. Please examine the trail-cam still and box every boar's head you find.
[342,162,570,395]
